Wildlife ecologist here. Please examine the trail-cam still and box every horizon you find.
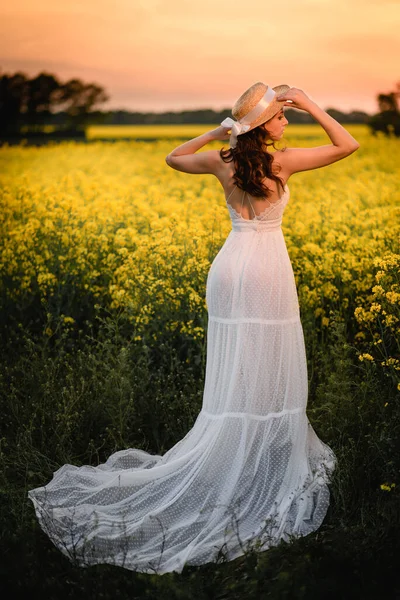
[87,105,373,116]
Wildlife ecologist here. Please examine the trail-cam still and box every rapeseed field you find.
[1,125,398,375]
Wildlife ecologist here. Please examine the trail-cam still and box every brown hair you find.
[219,124,287,199]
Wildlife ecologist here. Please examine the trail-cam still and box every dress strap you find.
[240,190,245,213]
[226,185,237,203]
[227,185,257,218]
[241,190,257,218]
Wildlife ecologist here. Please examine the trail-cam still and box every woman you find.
[28,82,360,575]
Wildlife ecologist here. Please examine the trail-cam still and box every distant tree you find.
[377,81,399,112]
[367,80,400,138]
[51,79,109,127]
[0,71,28,133]
[0,69,109,134]
[24,72,60,125]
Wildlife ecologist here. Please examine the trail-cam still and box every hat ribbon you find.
[220,86,277,148]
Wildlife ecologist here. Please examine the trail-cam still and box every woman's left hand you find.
[208,125,231,141]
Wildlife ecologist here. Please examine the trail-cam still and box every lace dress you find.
[28,183,337,575]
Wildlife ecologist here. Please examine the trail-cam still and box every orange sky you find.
[1,0,399,114]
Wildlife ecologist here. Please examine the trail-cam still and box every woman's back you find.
[218,150,290,220]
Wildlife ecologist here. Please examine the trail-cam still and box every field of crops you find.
[85,123,364,140]
[0,124,399,597]
[1,125,399,354]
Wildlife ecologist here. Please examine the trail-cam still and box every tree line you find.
[0,69,399,136]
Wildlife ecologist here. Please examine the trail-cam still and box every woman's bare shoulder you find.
[270,149,291,177]
[272,148,290,161]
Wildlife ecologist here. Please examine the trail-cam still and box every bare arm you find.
[276,88,360,174]
[165,126,230,174]
[306,101,360,150]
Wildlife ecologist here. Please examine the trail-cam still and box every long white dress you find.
[28,182,337,575]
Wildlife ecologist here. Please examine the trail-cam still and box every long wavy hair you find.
[219,123,287,199]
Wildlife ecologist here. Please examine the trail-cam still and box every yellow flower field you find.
[0,124,399,383]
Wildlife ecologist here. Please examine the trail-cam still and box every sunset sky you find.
[1,0,399,114]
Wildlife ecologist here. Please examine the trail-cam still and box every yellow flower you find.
[358,353,374,362]
[386,291,400,304]
[380,483,396,492]
[372,285,385,296]
[370,303,382,314]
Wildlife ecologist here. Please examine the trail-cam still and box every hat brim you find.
[245,84,291,132]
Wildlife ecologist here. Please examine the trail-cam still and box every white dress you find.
[28,182,337,575]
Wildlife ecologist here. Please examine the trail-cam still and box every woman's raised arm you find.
[165,126,230,174]
[276,88,360,175]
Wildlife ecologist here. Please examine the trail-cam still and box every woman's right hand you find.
[276,88,315,112]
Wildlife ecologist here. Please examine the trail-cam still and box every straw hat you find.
[221,81,291,148]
